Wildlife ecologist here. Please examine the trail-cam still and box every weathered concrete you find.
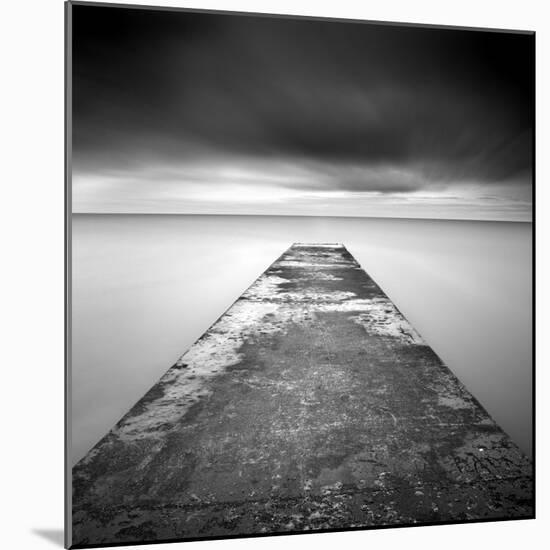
[72,243,533,547]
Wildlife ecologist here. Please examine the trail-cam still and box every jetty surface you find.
[72,243,533,547]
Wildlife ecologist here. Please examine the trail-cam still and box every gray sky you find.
[72,6,534,221]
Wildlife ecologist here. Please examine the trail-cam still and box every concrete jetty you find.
[72,243,533,547]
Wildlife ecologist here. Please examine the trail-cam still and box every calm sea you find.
[71,214,532,464]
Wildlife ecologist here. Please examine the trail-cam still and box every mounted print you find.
[65,1,535,548]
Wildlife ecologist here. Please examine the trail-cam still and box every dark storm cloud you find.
[71,4,533,202]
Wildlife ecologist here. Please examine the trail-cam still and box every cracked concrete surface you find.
[71,243,533,547]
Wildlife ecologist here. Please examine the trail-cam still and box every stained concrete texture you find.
[72,243,533,547]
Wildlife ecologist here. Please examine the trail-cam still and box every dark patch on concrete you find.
[72,243,532,546]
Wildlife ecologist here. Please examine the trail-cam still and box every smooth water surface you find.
[71,214,532,463]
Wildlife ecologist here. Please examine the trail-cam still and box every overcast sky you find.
[71,5,534,221]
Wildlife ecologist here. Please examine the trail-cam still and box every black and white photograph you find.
[66,1,534,547]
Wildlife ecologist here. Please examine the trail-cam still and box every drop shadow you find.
[32,529,65,547]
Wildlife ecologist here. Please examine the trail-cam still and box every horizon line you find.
[71,212,532,224]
